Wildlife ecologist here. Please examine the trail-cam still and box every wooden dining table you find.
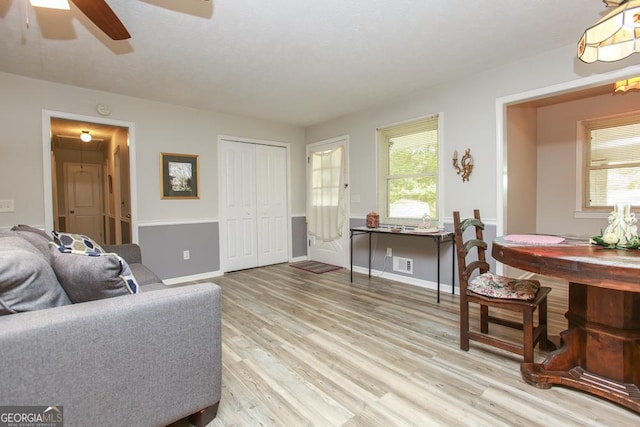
[492,235,640,413]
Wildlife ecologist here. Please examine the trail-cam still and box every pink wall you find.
[536,90,640,235]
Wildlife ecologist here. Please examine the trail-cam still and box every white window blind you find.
[586,117,640,208]
[377,116,439,224]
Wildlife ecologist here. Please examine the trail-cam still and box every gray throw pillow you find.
[0,237,71,315]
[49,245,140,303]
[11,225,53,258]
[11,224,51,241]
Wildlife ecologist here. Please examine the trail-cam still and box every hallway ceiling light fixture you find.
[29,0,70,10]
[80,131,92,142]
[578,0,640,63]
[614,76,640,91]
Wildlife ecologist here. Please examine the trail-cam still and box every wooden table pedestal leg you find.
[520,283,640,413]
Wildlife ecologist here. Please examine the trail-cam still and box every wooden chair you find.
[453,209,554,363]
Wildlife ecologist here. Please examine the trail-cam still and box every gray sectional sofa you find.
[0,226,221,427]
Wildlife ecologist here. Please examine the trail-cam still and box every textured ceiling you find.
[0,0,612,126]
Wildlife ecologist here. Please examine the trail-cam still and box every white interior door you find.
[220,140,258,271]
[113,147,122,244]
[307,136,349,267]
[64,163,103,242]
[256,145,288,266]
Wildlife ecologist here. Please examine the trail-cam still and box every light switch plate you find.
[0,199,15,212]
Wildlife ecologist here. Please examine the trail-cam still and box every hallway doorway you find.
[46,114,134,245]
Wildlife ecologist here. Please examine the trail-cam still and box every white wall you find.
[305,44,640,224]
[0,72,306,229]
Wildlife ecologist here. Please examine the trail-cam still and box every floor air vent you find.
[393,256,413,274]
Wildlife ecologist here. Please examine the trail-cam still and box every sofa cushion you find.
[10,225,53,258]
[53,231,105,253]
[129,263,163,286]
[11,224,51,241]
[50,245,140,303]
[141,282,168,292]
[0,236,71,315]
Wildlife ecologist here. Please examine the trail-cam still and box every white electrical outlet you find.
[0,199,15,213]
[183,250,190,260]
[386,247,392,257]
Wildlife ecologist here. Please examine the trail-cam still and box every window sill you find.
[574,211,610,219]
[381,219,439,228]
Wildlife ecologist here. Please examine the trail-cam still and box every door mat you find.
[290,260,342,274]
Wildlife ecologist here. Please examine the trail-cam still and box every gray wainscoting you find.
[137,216,493,284]
[349,218,497,291]
[139,217,308,281]
[291,216,307,258]
[139,222,220,280]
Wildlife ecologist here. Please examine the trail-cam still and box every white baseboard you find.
[162,264,462,296]
[351,265,457,295]
[163,270,223,285]
[163,259,312,285]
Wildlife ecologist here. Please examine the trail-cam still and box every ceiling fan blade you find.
[70,0,130,40]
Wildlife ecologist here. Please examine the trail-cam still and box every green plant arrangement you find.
[590,233,640,250]
[591,203,639,249]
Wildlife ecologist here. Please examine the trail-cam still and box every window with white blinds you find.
[377,115,439,224]
[585,115,640,208]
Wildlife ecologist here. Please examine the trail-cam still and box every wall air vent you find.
[392,256,413,274]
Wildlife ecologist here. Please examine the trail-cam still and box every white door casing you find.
[113,146,122,244]
[42,110,138,243]
[64,163,104,242]
[52,152,60,231]
[306,136,349,267]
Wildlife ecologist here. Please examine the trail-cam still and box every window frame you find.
[376,114,442,227]
[579,112,640,213]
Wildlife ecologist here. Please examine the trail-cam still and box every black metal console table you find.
[349,226,456,303]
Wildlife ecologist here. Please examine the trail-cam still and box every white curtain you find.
[307,146,346,241]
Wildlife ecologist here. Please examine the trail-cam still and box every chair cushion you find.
[468,272,539,301]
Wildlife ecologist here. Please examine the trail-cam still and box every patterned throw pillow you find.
[468,272,539,301]
[52,231,105,253]
[49,243,140,303]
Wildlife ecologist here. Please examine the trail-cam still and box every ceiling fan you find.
[29,0,209,41]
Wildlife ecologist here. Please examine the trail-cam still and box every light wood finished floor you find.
[170,264,639,426]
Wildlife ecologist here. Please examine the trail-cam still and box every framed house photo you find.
[161,152,199,199]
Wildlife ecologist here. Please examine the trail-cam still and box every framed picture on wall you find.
[161,152,199,199]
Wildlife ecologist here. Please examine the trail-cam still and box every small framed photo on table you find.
[161,152,199,199]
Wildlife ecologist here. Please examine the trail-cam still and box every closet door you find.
[220,140,258,271]
[256,145,288,266]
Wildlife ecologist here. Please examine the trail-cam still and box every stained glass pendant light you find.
[578,0,640,63]
[29,0,70,10]
[614,76,640,91]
